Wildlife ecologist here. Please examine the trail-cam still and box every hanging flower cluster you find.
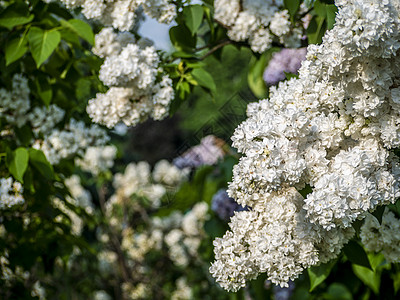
[211,0,400,291]
[58,0,176,31]
[87,28,175,128]
[214,0,308,53]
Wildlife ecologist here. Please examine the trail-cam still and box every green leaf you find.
[61,19,94,45]
[284,71,299,80]
[352,264,380,294]
[248,48,279,98]
[343,240,372,270]
[169,25,196,51]
[0,5,34,30]
[307,15,326,44]
[371,205,385,224]
[308,259,336,292]
[36,76,53,106]
[325,4,338,30]
[284,0,300,22]
[324,283,353,300]
[28,148,54,180]
[191,68,216,92]
[7,147,29,183]
[14,125,33,147]
[5,35,28,66]
[299,184,313,198]
[28,27,61,68]
[183,5,204,35]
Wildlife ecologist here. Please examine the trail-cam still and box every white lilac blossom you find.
[164,202,209,267]
[76,145,117,176]
[211,0,400,291]
[214,0,306,53]
[0,177,24,209]
[210,188,354,291]
[106,160,187,219]
[264,48,307,85]
[211,189,246,221]
[64,175,94,214]
[28,104,65,135]
[152,159,189,186]
[0,74,30,127]
[33,119,110,165]
[171,277,193,300]
[59,0,176,31]
[173,135,225,169]
[87,28,174,128]
[360,208,400,263]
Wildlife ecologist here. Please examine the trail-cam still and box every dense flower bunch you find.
[263,48,307,85]
[96,159,212,299]
[214,0,308,53]
[58,0,176,31]
[0,178,24,210]
[87,28,174,128]
[211,0,400,291]
[106,159,188,216]
[360,208,400,264]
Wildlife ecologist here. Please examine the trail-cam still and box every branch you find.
[199,39,233,60]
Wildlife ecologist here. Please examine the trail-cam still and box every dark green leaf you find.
[307,15,326,44]
[36,76,53,106]
[308,259,336,292]
[284,71,299,80]
[248,48,279,98]
[5,35,28,66]
[299,184,313,198]
[371,205,385,224]
[0,5,34,30]
[325,4,338,30]
[61,19,94,45]
[192,68,216,92]
[324,283,353,300]
[7,147,29,183]
[169,25,196,51]
[343,240,372,270]
[28,27,61,67]
[14,125,33,147]
[284,0,300,22]
[183,5,204,35]
[28,148,54,180]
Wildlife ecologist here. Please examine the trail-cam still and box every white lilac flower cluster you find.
[76,145,117,176]
[59,0,176,31]
[87,28,174,128]
[263,48,307,85]
[0,74,31,127]
[214,0,307,53]
[106,160,188,224]
[171,277,193,300]
[53,175,94,235]
[163,202,209,267]
[33,118,110,165]
[211,0,400,291]
[360,208,400,264]
[0,74,66,134]
[0,177,24,209]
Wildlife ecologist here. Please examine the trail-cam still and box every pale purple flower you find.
[263,48,307,85]
[173,135,225,169]
[211,189,246,221]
